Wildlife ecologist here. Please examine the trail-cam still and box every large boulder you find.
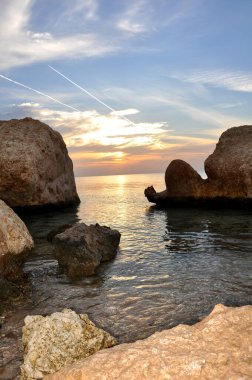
[46,304,252,380]
[21,309,116,380]
[205,125,252,198]
[0,199,34,281]
[0,117,80,208]
[165,159,205,198]
[53,223,121,277]
[145,125,252,207]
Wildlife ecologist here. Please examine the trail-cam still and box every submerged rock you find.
[0,199,34,282]
[53,223,121,277]
[145,125,252,208]
[46,304,252,380]
[0,117,80,208]
[21,308,116,380]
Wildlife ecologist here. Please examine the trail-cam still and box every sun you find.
[114,151,125,161]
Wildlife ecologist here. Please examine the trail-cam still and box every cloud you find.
[0,0,116,71]
[117,0,149,34]
[18,102,41,108]
[0,100,218,176]
[110,109,139,116]
[0,0,203,71]
[151,95,251,132]
[173,70,252,93]
[61,0,99,21]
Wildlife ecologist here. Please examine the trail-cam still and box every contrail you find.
[0,74,82,112]
[48,65,137,127]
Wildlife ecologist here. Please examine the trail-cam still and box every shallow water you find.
[1,173,252,378]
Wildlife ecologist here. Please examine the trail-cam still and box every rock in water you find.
[165,159,205,198]
[53,223,121,277]
[46,304,252,380]
[205,125,252,198]
[20,309,117,380]
[0,199,34,281]
[145,125,252,208]
[0,117,80,208]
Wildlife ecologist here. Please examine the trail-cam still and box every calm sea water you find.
[1,173,252,378]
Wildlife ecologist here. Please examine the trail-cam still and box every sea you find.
[1,173,252,378]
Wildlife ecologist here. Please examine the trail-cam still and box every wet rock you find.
[0,200,34,282]
[0,278,21,299]
[0,117,80,208]
[145,125,252,208]
[46,304,252,380]
[54,223,121,277]
[20,308,116,380]
[47,224,72,243]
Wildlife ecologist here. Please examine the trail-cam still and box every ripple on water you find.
[1,173,252,378]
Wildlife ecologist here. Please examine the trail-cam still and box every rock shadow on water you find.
[145,206,252,311]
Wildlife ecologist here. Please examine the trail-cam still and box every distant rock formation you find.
[21,309,116,380]
[45,304,252,380]
[145,125,252,207]
[0,117,80,208]
[0,199,34,282]
[52,223,121,277]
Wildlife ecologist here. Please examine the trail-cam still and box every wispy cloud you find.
[173,70,252,93]
[0,0,115,71]
[117,0,149,34]
[61,0,99,21]
[0,101,218,175]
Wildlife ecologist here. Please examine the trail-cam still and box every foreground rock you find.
[21,309,116,380]
[0,117,79,208]
[0,199,34,282]
[145,125,252,208]
[46,304,252,380]
[53,223,121,277]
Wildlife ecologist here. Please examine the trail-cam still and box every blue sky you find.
[0,0,252,176]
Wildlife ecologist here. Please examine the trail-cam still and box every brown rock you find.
[165,159,205,198]
[0,117,80,208]
[145,125,252,207]
[54,223,121,277]
[205,125,252,198]
[0,199,34,281]
[47,224,73,243]
[46,304,252,380]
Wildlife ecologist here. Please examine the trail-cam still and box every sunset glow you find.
[0,1,251,176]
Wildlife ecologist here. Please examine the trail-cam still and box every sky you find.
[0,0,252,177]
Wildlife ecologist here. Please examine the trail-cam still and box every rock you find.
[165,159,205,198]
[145,125,252,208]
[0,117,80,208]
[20,309,116,380]
[53,223,121,277]
[205,125,252,198]
[0,199,34,281]
[0,277,21,299]
[46,304,252,380]
[47,224,73,243]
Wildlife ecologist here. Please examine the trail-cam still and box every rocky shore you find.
[0,118,120,299]
[145,125,252,208]
[46,304,252,380]
[1,118,251,379]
